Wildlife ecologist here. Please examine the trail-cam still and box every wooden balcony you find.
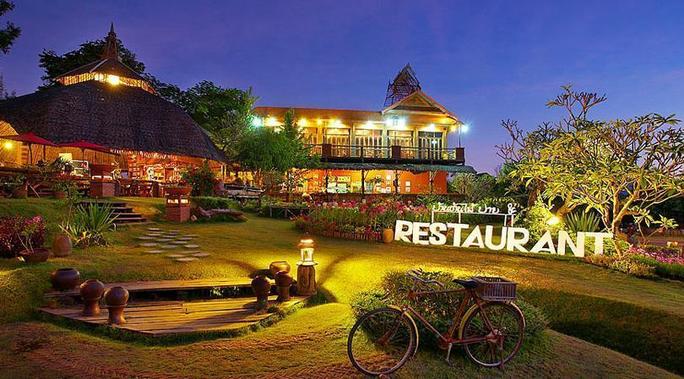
[312,144,465,165]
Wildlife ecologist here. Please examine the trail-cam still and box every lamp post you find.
[296,238,317,296]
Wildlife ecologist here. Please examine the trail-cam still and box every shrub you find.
[0,216,46,258]
[350,270,547,345]
[181,162,217,196]
[522,199,563,240]
[630,255,684,281]
[60,204,115,247]
[585,254,657,278]
[564,211,600,233]
[191,196,240,210]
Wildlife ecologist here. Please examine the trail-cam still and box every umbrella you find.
[58,140,114,161]
[0,132,56,165]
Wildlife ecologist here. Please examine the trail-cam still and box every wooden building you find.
[254,65,474,195]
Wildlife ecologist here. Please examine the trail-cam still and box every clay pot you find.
[80,279,105,316]
[19,248,50,264]
[50,268,80,291]
[251,275,271,311]
[269,261,291,277]
[382,228,394,244]
[53,191,66,200]
[52,234,72,257]
[104,286,129,325]
[275,271,293,302]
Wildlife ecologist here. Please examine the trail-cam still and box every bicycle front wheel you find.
[461,302,525,367]
[347,307,418,376]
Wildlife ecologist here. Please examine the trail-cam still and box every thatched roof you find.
[0,80,225,161]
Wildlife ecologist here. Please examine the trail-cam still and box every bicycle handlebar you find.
[406,269,445,289]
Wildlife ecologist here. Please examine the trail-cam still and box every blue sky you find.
[1,0,683,173]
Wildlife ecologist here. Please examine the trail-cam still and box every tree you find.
[0,0,20,54]
[510,87,684,251]
[237,108,317,198]
[180,81,257,161]
[497,87,607,208]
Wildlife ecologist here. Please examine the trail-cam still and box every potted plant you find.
[16,216,49,263]
[51,177,74,200]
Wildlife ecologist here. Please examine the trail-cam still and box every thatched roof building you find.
[0,24,224,165]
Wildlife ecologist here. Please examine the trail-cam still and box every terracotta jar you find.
[52,234,72,257]
[251,275,271,311]
[275,271,293,302]
[269,261,291,278]
[20,248,50,264]
[80,279,105,316]
[53,191,66,200]
[104,286,129,325]
[382,228,394,244]
[50,268,80,291]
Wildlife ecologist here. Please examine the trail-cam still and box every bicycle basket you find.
[472,277,517,301]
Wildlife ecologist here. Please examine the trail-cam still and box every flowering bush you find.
[0,216,46,258]
[181,162,217,196]
[298,198,431,236]
[626,245,684,265]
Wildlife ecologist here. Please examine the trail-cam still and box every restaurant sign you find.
[394,220,613,257]
[430,202,518,225]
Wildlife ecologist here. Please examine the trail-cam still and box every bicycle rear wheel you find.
[347,307,418,376]
[461,302,525,367]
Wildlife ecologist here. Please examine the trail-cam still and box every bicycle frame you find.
[401,285,497,349]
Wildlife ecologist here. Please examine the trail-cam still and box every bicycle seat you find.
[453,279,478,289]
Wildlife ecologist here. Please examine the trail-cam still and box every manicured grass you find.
[0,198,682,376]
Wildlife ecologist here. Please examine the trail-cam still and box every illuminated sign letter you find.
[394,220,413,243]
[429,223,447,245]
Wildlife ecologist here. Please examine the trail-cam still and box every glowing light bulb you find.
[3,141,13,149]
[546,216,561,226]
[106,75,120,86]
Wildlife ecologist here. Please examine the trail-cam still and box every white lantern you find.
[298,238,316,266]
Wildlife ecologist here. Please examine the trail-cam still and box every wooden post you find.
[296,265,317,296]
[429,170,435,194]
[394,170,399,195]
[361,169,366,198]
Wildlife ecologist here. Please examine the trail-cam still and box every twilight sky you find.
[1,1,683,173]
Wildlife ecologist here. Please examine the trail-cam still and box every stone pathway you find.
[135,228,208,263]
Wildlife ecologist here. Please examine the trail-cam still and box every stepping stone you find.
[144,250,163,254]
[155,238,173,243]
[140,242,158,247]
[174,257,198,263]
[160,245,178,249]
[192,252,210,258]
[171,241,187,245]
[165,254,185,258]
[137,236,154,240]
[184,244,199,249]
[147,228,162,231]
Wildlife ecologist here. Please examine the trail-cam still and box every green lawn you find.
[0,198,682,377]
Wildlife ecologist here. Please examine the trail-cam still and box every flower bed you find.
[294,198,430,242]
[585,244,684,280]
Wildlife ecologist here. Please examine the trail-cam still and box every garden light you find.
[298,238,316,266]
[546,215,561,226]
[106,74,120,86]
[2,141,13,149]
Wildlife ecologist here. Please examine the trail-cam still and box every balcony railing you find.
[310,144,465,165]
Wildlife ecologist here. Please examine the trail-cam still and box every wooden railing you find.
[310,144,465,164]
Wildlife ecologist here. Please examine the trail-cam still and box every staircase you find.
[80,201,147,225]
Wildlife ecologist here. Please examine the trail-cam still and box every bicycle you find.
[347,269,525,376]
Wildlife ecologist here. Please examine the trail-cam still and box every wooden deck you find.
[40,295,306,337]
[44,278,272,299]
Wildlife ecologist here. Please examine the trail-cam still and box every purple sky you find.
[1,1,683,173]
